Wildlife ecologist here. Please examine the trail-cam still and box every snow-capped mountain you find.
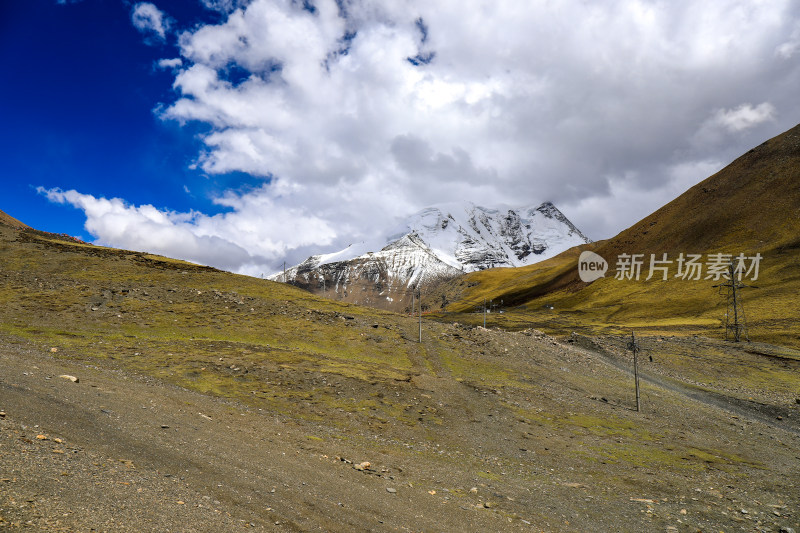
[271,201,590,311]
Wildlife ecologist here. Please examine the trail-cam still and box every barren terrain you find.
[1,225,799,531]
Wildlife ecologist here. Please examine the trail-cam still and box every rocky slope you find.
[275,201,589,311]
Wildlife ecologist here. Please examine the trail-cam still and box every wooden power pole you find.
[418,289,422,343]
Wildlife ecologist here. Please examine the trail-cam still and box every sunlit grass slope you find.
[440,124,800,347]
[0,209,29,229]
[0,224,549,425]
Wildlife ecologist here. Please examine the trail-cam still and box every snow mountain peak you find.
[272,201,589,311]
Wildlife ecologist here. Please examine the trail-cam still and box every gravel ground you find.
[2,332,799,532]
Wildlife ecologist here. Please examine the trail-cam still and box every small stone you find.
[160,425,170,429]
[36,434,48,440]
[0,412,6,418]
[177,501,185,505]
[680,508,687,515]
[469,487,478,494]
[484,501,495,508]
[59,375,79,383]
[354,461,371,471]
[740,509,748,514]
[779,528,796,533]
[50,347,58,353]
[386,487,396,494]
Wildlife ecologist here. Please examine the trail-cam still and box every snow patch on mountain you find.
[270,201,590,301]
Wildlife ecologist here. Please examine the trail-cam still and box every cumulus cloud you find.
[157,57,183,69]
[131,2,171,42]
[54,0,800,273]
[38,186,337,276]
[200,0,251,13]
[711,102,777,133]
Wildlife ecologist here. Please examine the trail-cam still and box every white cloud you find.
[132,2,171,42]
[200,0,251,13]
[776,21,800,58]
[157,57,183,69]
[38,186,337,275]
[58,0,800,272]
[711,102,777,133]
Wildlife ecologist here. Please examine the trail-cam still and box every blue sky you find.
[2,1,800,275]
[2,1,222,236]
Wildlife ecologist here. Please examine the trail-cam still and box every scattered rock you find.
[386,487,396,494]
[779,528,796,533]
[59,375,79,383]
[36,435,48,440]
[469,487,478,494]
[354,461,371,471]
[50,347,58,353]
[160,425,170,429]
[0,411,6,419]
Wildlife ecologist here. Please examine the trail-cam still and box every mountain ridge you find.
[437,123,800,347]
[0,209,29,229]
[273,200,590,311]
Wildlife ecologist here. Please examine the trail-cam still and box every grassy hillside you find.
[0,223,576,422]
[0,209,29,229]
[438,124,800,347]
[2,213,799,531]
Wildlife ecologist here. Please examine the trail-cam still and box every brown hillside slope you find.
[594,122,800,259]
[441,123,800,346]
[5,223,800,531]
[0,209,29,229]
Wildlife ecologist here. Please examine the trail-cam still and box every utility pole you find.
[483,298,487,328]
[283,261,287,283]
[713,262,755,342]
[418,289,422,343]
[629,331,641,412]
